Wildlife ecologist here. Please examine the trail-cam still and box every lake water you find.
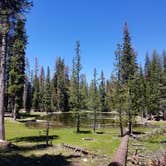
[26,112,120,129]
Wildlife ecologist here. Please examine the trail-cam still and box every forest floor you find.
[127,121,166,165]
[0,117,166,166]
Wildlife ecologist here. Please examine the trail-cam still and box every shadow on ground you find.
[0,153,80,166]
[8,135,59,143]
[77,130,92,134]
[1,144,53,154]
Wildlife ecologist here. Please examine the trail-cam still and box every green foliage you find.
[51,57,69,112]
[23,58,32,112]
[88,68,99,111]
[121,23,137,83]
[43,66,52,113]
[99,71,107,112]
[32,58,40,110]
[144,51,161,117]
[39,66,45,112]
[79,74,88,110]
[7,19,27,119]
[69,41,82,132]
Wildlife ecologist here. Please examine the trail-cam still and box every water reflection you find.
[26,112,119,129]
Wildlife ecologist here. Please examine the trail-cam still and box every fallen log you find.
[62,143,89,155]
[62,143,105,158]
[108,135,129,166]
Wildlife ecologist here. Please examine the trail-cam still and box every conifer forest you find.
[0,1,166,166]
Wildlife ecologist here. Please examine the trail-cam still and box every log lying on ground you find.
[62,143,89,155]
[62,143,103,157]
[108,135,129,166]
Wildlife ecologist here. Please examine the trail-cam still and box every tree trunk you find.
[163,110,166,121]
[76,112,80,133]
[128,111,132,135]
[46,121,49,146]
[13,102,17,121]
[119,109,123,137]
[93,110,97,133]
[128,120,132,135]
[0,33,7,140]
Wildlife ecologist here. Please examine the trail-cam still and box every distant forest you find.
[4,21,166,122]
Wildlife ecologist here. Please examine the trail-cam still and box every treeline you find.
[4,23,166,127]
[19,45,110,114]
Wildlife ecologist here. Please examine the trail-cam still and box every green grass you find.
[4,118,166,166]
[129,121,166,154]
[5,118,120,156]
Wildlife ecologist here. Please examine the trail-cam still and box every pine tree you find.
[69,41,82,133]
[69,58,77,110]
[23,57,32,112]
[0,0,32,140]
[39,66,45,112]
[80,74,88,110]
[144,53,151,79]
[44,66,52,113]
[7,19,27,120]
[121,23,138,134]
[32,57,40,111]
[121,23,137,83]
[52,57,69,112]
[99,70,107,112]
[63,66,70,112]
[149,51,161,119]
[91,69,99,132]
[144,53,151,118]
[137,66,146,118]
[160,50,166,120]
[111,44,130,136]
[114,44,124,136]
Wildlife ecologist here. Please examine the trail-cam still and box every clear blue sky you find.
[26,0,166,81]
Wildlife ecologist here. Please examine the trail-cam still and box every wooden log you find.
[63,143,89,155]
[108,135,129,166]
[62,143,105,157]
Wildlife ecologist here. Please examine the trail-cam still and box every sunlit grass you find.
[5,118,120,156]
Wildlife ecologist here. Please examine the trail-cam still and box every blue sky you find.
[26,0,166,81]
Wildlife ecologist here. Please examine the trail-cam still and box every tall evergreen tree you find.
[121,23,138,134]
[7,19,27,120]
[80,74,88,110]
[144,53,151,79]
[114,44,124,136]
[0,0,32,140]
[99,70,107,112]
[69,41,82,133]
[137,66,146,118]
[23,58,32,112]
[39,66,45,112]
[160,50,166,120]
[52,57,69,112]
[91,69,99,132]
[32,57,40,111]
[149,51,161,118]
[121,23,137,83]
[44,66,52,113]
